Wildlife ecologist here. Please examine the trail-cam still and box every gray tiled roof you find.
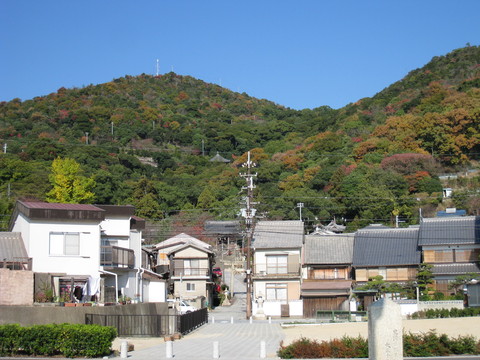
[204,221,241,235]
[418,216,480,245]
[432,263,480,275]
[352,227,421,267]
[0,232,28,259]
[253,221,304,249]
[304,233,355,264]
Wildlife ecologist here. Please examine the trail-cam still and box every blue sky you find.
[1,1,478,110]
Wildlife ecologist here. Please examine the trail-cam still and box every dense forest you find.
[1,45,479,241]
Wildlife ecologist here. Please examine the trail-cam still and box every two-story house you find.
[252,220,304,318]
[352,226,421,308]
[154,233,214,308]
[301,232,355,317]
[418,216,480,295]
[9,200,164,304]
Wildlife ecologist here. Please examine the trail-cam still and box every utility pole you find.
[297,202,304,220]
[3,143,6,154]
[240,151,257,319]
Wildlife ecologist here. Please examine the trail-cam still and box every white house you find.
[252,221,304,318]
[9,200,165,304]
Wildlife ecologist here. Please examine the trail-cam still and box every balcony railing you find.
[172,268,210,277]
[0,257,32,271]
[253,263,301,277]
[101,246,134,269]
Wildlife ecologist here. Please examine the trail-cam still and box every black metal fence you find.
[178,308,208,334]
[85,308,208,337]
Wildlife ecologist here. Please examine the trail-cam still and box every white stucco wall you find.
[12,216,101,276]
[252,299,303,317]
[100,218,130,237]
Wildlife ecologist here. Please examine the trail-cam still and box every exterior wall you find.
[175,247,208,259]
[0,269,34,305]
[100,218,131,237]
[423,245,480,263]
[143,280,166,302]
[303,296,349,317]
[0,302,169,326]
[12,216,102,276]
[254,249,301,275]
[252,299,303,317]
[174,279,206,300]
[355,267,416,282]
[253,279,301,301]
[305,266,350,280]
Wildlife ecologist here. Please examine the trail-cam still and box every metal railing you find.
[179,308,208,334]
[253,263,301,277]
[100,246,134,269]
[0,257,32,270]
[85,308,208,337]
[172,268,210,277]
[316,310,367,323]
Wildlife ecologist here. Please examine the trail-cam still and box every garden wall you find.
[0,268,34,306]
[0,302,169,326]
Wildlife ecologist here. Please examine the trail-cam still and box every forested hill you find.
[0,45,479,239]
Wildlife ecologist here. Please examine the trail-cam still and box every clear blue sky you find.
[1,1,478,110]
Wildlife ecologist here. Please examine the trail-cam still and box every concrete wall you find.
[0,269,34,305]
[0,302,169,326]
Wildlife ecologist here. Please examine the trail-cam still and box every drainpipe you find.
[136,267,145,302]
[99,270,118,304]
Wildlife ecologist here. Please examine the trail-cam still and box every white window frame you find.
[49,232,80,256]
[266,283,287,301]
[186,283,196,292]
[266,255,288,274]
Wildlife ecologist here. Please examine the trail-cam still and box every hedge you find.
[409,307,480,319]
[278,332,480,358]
[0,323,117,358]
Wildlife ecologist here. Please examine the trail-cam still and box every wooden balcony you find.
[101,246,134,269]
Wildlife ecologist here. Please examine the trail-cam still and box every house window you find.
[186,283,196,292]
[184,259,200,275]
[49,232,80,256]
[266,283,287,301]
[266,255,288,274]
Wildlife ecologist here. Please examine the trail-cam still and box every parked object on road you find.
[167,299,197,314]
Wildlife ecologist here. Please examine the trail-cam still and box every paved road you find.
[117,291,284,360]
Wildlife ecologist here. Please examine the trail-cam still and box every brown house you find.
[301,232,354,317]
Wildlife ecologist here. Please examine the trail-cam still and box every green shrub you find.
[0,324,22,356]
[59,324,117,358]
[410,307,480,319]
[0,323,117,358]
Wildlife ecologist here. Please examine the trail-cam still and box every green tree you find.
[416,263,435,300]
[46,157,95,203]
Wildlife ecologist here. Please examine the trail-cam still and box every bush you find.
[0,323,117,358]
[278,332,479,358]
[277,336,368,359]
[409,307,480,319]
